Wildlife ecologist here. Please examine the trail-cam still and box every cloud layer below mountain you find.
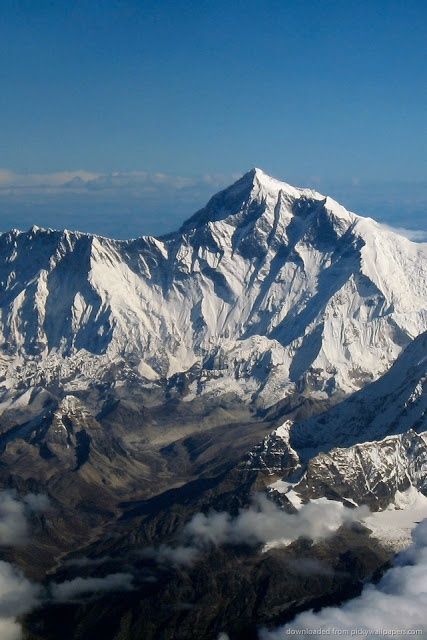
[0,561,41,640]
[0,490,136,637]
[50,573,134,602]
[0,169,236,238]
[147,495,368,567]
[0,168,425,240]
[0,491,49,639]
[260,518,427,639]
[0,490,50,545]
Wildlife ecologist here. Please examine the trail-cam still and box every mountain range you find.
[0,169,426,640]
[1,168,426,414]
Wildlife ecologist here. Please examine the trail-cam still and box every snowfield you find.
[0,168,426,411]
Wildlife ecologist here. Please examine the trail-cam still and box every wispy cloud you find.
[63,555,113,568]
[0,168,425,240]
[260,518,427,639]
[0,490,50,546]
[379,223,427,242]
[142,544,200,567]
[0,489,138,637]
[0,169,99,189]
[49,573,134,602]
[0,168,239,238]
[146,495,368,567]
[0,561,42,640]
[0,491,50,639]
[0,168,236,195]
[184,495,367,548]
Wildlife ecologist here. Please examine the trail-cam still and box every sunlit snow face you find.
[1,170,426,412]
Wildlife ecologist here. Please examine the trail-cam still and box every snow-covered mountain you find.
[290,329,427,456]
[294,429,427,510]
[0,168,426,409]
[1,171,426,640]
[246,331,427,520]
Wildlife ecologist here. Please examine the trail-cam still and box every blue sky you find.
[0,0,426,238]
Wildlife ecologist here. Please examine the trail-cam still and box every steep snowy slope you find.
[290,329,427,456]
[243,332,427,520]
[0,169,426,408]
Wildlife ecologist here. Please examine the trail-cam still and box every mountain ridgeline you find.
[0,170,426,640]
[1,168,426,411]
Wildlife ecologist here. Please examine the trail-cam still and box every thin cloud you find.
[147,495,368,567]
[183,495,368,548]
[0,561,42,639]
[63,555,113,568]
[0,490,50,546]
[0,490,135,636]
[0,618,23,640]
[260,518,427,639]
[379,222,427,242]
[0,169,239,237]
[282,557,337,576]
[0,168,235,194]
[21,493,50,513]
[142,544,200,567]
[0,491,50,638]
[0,169,99,189]
[0,561,41,619]
[0,493,30,546]
[50,573,134,602]
[0,168,424,241]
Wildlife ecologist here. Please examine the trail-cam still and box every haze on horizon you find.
[0,0,426,239]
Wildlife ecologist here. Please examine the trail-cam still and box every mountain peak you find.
[0,165,426,409]
[241,167,313,198]
[246,166,275,184]
[179,169,323,233]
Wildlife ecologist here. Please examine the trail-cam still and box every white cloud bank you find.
[0,168,240,238]
[147,495,368,567]
[185,495,367,548]
[0,492,32,546]
[260,518,427,639]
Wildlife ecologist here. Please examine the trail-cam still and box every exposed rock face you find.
[243,332,427,512]
[245,421,301,476]
[294,429,427,509]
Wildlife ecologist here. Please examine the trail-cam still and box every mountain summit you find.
[179,167,322,231]
[0,170,426,410]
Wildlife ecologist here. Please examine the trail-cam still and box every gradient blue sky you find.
[0,0,426,238]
